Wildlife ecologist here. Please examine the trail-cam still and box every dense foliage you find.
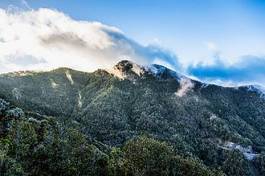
[0,102,221,176]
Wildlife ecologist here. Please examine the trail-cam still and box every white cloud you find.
[205,41,218,52]
[0,8,179,73]
[175,78,194,97]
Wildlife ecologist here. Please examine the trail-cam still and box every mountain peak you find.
[114,60,145,75]
[108,60,184,81]
[107,60,146,80]
[114,60,134,72]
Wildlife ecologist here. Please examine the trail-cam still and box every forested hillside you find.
[0,60,265,176]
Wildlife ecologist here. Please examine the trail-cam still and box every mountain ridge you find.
[1,60,264,94]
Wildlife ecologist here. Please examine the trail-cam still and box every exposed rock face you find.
[114,60,135,73]
[109,60,147,80]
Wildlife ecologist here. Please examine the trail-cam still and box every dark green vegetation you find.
[0,60,265,175]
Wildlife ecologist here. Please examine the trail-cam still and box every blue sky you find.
[0,0,265,86]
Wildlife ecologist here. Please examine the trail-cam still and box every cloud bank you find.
[0,8,179,73]
[188,56,265,86]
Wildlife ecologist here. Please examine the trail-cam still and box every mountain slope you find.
[0,60,265,175]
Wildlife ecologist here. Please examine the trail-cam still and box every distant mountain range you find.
[0,60,265,176]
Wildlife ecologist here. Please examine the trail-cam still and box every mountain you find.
[0,60,265,176]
